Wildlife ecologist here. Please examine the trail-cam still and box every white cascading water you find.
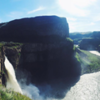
[4,56,22,94]
[89,51,100,56]
[62,71,100,100]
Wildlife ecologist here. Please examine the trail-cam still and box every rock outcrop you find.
[0,46,6,85]
[0,16,69,42]
[3,43,22,69]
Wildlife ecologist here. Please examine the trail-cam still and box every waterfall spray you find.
[4,56,22,94]
[4,56,100,100]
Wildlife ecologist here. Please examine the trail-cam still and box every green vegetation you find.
[75,52,81,62]
[78,50,100,74]
[73,31,100,51]
[1,70,5,74]
[66,37,73,43]
[70,31,100,52]
[69,32,92,44]
[65,37,74,51]
[0,85,31,100]
[4,42,23,49]
[73,45,76,51]
[18,53,21,56]
[0,42,23,51]
[0,42,5,51]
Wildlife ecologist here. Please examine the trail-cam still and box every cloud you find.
[68,22,78,32]
[27,7,45,14]
[89,22,95,25]
[92,14,100,22]
[67,17,77,21]
[58,0,97,16]
[72,0,97,7]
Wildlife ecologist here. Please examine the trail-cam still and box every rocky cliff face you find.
[0,45,7,86]
[0,16,81,95]
[0,42,23,86]
[18,38,81,83]
[0,16,82,98]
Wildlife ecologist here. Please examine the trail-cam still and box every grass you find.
[0,42,5,51]
[0,85,32,100]
[0,42,23,52]
[66,37,73,43]
[75,52,81,62]
[78,49,100,74]
[73,45,76,51]
[4,42,23,49]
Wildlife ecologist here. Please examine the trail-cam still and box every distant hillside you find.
[79,31,100,51]
[0,16,69,43]
[69,32,92,44]
[76,48,100,74]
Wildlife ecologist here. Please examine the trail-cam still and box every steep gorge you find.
[0,15,81,99]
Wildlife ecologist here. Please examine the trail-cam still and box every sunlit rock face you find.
[0,16,69,42]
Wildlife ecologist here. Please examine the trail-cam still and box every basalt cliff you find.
[0,16,69,42]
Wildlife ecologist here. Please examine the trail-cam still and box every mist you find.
[17,70,100,100]
[4,56,100,100]
[16,69,80,100]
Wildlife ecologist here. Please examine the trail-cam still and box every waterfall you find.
[4,56,22,94]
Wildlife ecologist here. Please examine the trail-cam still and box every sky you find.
[0,0,100,32]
